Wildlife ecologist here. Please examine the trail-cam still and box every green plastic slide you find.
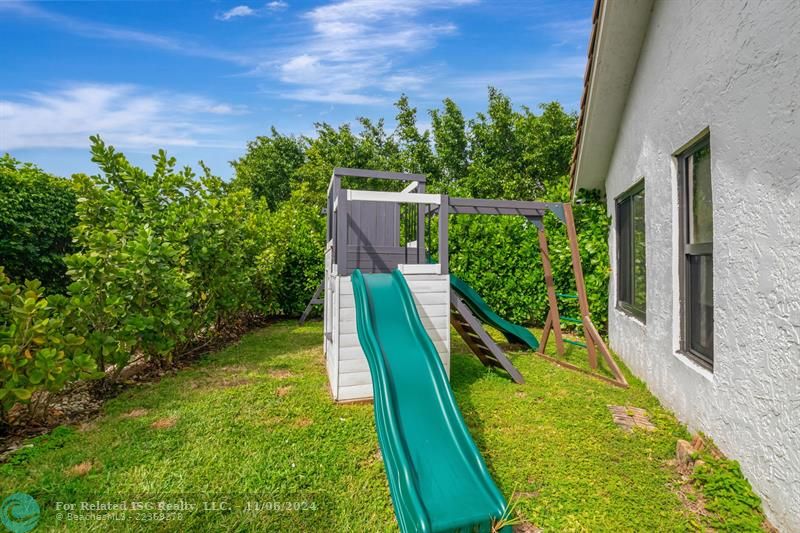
[351,269,510,533]
[449,274,539,350]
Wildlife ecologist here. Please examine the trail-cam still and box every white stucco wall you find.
[602,1,800,530]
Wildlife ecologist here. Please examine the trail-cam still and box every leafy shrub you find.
[257,189,326,316]
[0,155,76,293]
[693,455,764,531]
[65,141,194,371]
[65,137,270,373]
[0,268,95,424]
[183,168,270,334]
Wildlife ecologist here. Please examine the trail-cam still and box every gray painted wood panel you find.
[347,201,399,248]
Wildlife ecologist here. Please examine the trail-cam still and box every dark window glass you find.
[688,255,714,357]
[680,136,714,367]
[616,181,646,321]
[690,145,713,244]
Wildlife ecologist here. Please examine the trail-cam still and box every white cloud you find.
[0,1,249,64]
[449,57,586,90]
[543,17,592,48]
[0,84,245,151]
[215,2,287,21]
[216,5,257,21]
[280,89,385,105]
[269,0,476,104]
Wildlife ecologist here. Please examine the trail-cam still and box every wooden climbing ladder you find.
[450,291,525,384]
[535,203,628,388]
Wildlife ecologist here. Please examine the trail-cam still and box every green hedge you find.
[447,188,610,332]
[0,155,76,293]
[256,190,326,316]
[2,138,277,425]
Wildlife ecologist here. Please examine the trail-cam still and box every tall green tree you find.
[465,87,525,198]
[394,95,438,182]
[231,128,306,210]
[518,101,577,198]
[429,98,468,194]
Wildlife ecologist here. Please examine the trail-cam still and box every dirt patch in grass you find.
[189,374,253,390]
[269,369,295,379]
[122,408,149,419]
[295,417,313,428]
[276,385,293,397]
[513,522,542,533]
[214,377,253,389]
[151,416,178,430]
[359,448,383,468]
[66,460,95,477]
[666,459,712,523]
[217,364,250,373]
[77,421,98,433]
[260,416,285,427]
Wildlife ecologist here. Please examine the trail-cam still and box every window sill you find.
[673,350,714,382]
[615,304,647,326]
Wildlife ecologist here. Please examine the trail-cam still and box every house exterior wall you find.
[602,1,799,530]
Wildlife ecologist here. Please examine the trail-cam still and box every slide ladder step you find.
[557,293,578,299]
[450,293,524,384]
[559,316,583,325]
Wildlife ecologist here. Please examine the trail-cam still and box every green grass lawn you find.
[0,320,746,531]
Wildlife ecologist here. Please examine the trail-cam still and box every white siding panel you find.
[402,273,448,282]
[340,357,369,374]
[404,281,447,294]
[339,343,365,361]
[332,273,450,401]
[338,384,373,402]
[339,371,373,388]
[407,292,449,306]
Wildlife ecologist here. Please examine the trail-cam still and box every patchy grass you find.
[0,320,768,531]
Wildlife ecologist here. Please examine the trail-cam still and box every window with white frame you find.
[616,180,646,321]
[678,135,714,368]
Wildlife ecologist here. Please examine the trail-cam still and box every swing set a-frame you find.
[426,197,628,388]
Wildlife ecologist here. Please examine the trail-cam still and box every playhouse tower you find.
[323,168,451,402]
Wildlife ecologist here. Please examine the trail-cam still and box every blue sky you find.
[0,0,592,178]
